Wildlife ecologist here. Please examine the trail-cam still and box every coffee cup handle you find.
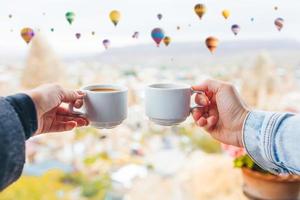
[190,89,205,113]
[68,103,86,117]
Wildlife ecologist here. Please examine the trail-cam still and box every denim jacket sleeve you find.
[243,111,300,174]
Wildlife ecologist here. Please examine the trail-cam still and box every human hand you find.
[26,84,89,135]
[192,79,250,147]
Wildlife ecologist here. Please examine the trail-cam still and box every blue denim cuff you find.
[242,111,285,174]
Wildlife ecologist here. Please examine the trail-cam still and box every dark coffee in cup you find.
[90,88,119,92]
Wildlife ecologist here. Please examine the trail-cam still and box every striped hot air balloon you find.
[151,28,165,47]
[275,17,284,31]
[205,36,219,53]
[20,27,35,44]
[231,24,241,36]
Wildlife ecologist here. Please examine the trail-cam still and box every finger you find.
[192,79,223,94]
[208,105,219,120]
[56,107,82,116]
[56,107,89,124]
[192,83,208,92]
[205,91,214,100]
[56,106,71,114]
[77,91,85,96]
[197,117,207,127]
[50,121,77,132]
[72,118,88,127]
[60,89,85,103]
[192,107,205,121]
[195,93,210,106]
[56,114,89,125]
[56,106,83,116]
[203,116,218,131]
[202,104,219,131]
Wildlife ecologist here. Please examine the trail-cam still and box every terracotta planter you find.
[242,168,300,200]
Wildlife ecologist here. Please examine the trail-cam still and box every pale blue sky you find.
[1,0,300,55]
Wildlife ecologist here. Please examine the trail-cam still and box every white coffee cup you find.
[70,84,128,129]
[145,83,203,126]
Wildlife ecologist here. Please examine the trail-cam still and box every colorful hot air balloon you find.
[205,36,219,53]
[151,28,165,47]
[65,12,75,25]
[109,10,121,26]
[20,27,35,44]
[103,39,111,49]
[194,4,206,19]
[231,24,240,35]
[157,13,163,20]
[132,31,139,39]
[275,17,284,31]
[222,10,230,19]
[163,36,171,46]
[75,33,81,39]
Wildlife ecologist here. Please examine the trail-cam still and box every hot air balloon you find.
[157,13,163,20]
[109,10,121,26]
[132,31,139,39]
[194,4,206,19]
[20,27,35,44]
[205,36,219,53]
[163,36,171,46]
[75,33,81,39]
[275,17,284,31]
[65,12,75,25]
[103,39,111,49]
[151,28,165,47]
[222,10,230,19]
[231,24,240,35]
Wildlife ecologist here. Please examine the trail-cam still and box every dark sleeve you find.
[5,94,38,139]
[0,94,38,191]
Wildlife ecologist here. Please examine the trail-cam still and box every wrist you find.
[237,109,251,147]
[25,90,43,119]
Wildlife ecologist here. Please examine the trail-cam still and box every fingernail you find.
[75,101,81,107]
[199,98,208,106]
[77,91,86,96]
[68,122,77,129]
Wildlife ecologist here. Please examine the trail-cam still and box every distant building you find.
[21,34,65,89]
[240,52,295,110]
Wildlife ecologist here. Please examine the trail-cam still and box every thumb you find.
[60,89,85,103]
[192,79,223,94]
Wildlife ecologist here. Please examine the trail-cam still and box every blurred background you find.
[1,0,300,199]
